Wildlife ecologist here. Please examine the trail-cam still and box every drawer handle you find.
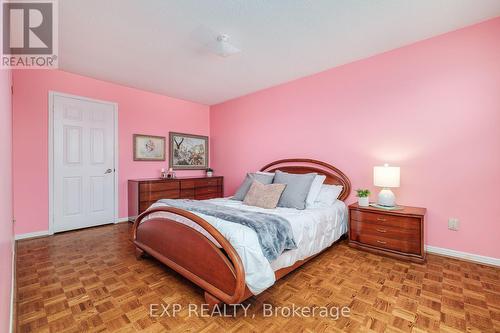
[376,217,387,222]
[377,240,387,245]
[376,228,387,233]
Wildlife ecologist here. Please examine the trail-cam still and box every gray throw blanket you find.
[157,199,297,261]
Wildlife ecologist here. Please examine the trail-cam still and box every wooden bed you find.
[132,158,351,307]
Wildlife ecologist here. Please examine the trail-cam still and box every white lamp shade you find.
[374,164,400,188]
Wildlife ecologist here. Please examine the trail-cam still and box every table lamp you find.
[373,164,400,207]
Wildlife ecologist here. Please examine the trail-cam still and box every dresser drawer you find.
[180,189,195,198]
[351,232,421,254]
[139,201,156,213]
[196,186,220,195]
[140,190,180,202]
[140,181,180,192]
[195,179,219,187]
[350,210,420,231]
[180,180,196,189]
[195,192,221,200]
[129,177,224,219]
[350,220,419,241]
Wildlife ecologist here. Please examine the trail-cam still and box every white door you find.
[52,94,116,232]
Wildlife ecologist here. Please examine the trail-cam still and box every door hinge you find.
[12,218,16,224]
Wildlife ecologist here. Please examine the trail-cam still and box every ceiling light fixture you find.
[209,34,241,57]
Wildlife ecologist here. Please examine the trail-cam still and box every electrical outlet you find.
[448,218,459,231]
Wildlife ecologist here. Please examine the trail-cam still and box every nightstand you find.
[348,203,426,263]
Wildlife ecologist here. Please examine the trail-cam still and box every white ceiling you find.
[59,0,500,105]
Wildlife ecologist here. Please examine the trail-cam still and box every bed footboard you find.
[132,207,247,305]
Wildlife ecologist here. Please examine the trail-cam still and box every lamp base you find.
[378,188,396,207]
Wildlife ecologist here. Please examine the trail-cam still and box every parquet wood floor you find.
[15,223,500,333]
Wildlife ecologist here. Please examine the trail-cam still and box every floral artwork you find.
[145,140,156,153]
[133,134,166,161]
[169,132,208,170]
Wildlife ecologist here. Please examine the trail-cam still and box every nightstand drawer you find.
[351,233,421,254]
[351,234,421,254]
[350,220,419,241]
[351,210,420,231]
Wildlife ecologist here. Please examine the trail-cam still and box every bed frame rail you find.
[132,207,247,305]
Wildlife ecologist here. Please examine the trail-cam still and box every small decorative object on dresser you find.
[128,176,223,221]
[166,167,176,179]
[169,132,209,170]
[133,134,166,161]
[348,203,426,263]
[356,189,370,207]
[206,168,214,177]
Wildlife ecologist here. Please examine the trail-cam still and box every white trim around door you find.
[48,91,119,234]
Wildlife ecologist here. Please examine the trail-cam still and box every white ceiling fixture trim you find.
[209,34,241,57]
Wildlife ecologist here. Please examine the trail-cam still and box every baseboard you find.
[15,230,50,240]
[426,245,500,267]
[115,217,131,223]
[15,219,130,240]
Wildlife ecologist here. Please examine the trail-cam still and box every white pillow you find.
[256,171,275,176]
[305,175,326,207]
[312,184,343,207]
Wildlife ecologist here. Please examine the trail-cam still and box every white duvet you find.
[146,198,348,294]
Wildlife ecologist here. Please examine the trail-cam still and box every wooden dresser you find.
[348,203,426,263]
[128,176,223,220]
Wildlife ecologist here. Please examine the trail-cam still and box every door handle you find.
[105,168,113,174]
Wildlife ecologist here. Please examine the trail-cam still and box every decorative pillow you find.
[243,181,286,209]
[273,170,317,209]
[232,173,275,200]
[312,184,344,207]
[305,174,327,208]
[256,171,274,176]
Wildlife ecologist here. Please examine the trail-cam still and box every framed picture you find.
[133,134,166,161]
[169,132,208,170]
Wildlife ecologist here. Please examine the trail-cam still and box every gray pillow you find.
[273,170,316,209]
[232,173,275,200]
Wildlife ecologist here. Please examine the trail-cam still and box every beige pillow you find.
[243,181,286,209]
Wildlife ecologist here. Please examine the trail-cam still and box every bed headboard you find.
[260,158,351,201]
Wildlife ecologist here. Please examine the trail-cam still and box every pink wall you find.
[12,70,209,235]
[0,69,13,332]
[210,18,500,259]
